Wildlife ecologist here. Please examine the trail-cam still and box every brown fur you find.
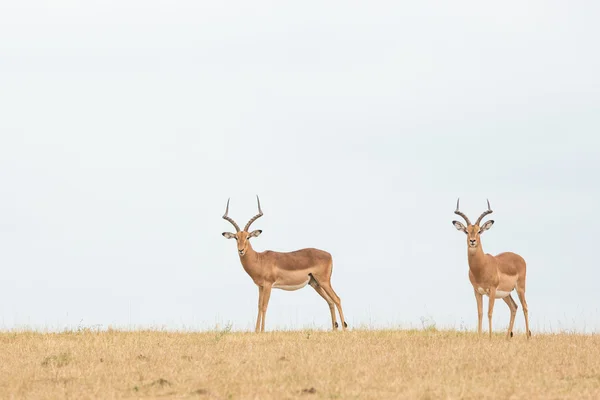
[453,202,531,339]
[222,200,346,333]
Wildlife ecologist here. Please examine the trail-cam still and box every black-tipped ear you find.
[222,232,236,239]
[452,221,468,234]
[248,230,262,238]
[480,220,494,233]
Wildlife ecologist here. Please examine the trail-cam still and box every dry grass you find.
[0,328,599,399]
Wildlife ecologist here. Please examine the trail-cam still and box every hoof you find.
[343,322,348,328]
[334,322,339,329]
[510,331,513,338]
[529,330,532,337]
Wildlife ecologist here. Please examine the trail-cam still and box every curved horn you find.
[222,198,241,232]
[454,198,472,226]
[244,195,263,232]
[475,199,493,226]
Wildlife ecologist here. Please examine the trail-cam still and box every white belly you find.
[273,278,310,291]
[477,287,512,299]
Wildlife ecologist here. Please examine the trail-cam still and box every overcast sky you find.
[1,1,599,333]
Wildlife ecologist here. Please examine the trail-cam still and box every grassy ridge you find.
[0,329,598,399]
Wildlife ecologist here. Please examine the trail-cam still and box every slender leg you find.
[488,287,497,339]
[309,278,337,330]
[255,286,264,333]
[503,294,518,339]
[318,283,347,330]
[260,285,272,332]
[516,287,531,339]
[474,288,483,336]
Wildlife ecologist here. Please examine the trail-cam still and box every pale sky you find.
[1,1,599,333]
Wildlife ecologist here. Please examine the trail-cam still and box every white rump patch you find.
[273,278,310,291]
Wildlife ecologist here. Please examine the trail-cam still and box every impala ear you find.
[222,232,236,239]
[479,220,494,233]
[452,221,467,234]
[248,230,262,238]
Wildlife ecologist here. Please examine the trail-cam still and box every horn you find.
[244,195,264,232]
[222,198,241,232]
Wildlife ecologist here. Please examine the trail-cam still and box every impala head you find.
[221,196,263,257]
[452,198,495,250]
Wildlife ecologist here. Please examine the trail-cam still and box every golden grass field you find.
[1,328,599,399]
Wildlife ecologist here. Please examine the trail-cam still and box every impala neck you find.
[467,242,487,274]
[239,241,259,270]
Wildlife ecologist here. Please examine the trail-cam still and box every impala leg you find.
[309,278,337,330]
[487,287,497,339]
[255,286,264,333]
[260,284,272,333]
[474,289,483,336]
[319,283,347,330]
[503,294,518,339]
[516,287,531,339]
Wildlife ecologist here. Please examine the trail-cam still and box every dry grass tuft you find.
[0,329,599,399]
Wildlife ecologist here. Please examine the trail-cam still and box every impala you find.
[452,199,531,339]
[221,196,347,332]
